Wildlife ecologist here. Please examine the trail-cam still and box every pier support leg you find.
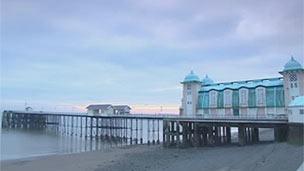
[274,126,288,142]
[238,126,245,146]
[226,127,231,144]
[193,123,200,147]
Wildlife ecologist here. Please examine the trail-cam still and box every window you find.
[187,91,191,95]
[233,108,239,116]
[257,88,265,105]
[248,89,256,107]
[240,89,247,105]
[224,91,232,106]
[300,109,304,115]
[217,91,224,108]
[210,91,217,106]
[187,101,192,104]
[294,83,298,88]
[291,83,293,88]
[187,84,191,90]
[289,73,297,81]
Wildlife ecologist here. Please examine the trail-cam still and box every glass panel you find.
[197,94,203,108]
[233,108,239,116]
[202,92,209,108]
[232,90,239,107]
[217,91,224,108]
[275,87,285,107]
[248,89,256,107]
[266,87,275,107]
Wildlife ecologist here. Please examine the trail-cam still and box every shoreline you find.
[2,142,303,171]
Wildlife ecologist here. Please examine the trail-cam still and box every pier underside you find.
[163,120,289,147]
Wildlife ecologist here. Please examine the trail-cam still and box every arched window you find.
[210,91,217,106]
[240,89,247,105]
[257,88,265,105]
[224,90,232,106]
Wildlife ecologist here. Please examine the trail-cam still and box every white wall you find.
[288,106,304,123]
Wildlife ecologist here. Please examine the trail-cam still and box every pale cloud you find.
[1,0,303,113]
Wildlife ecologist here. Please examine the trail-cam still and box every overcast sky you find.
[1,0,303,113]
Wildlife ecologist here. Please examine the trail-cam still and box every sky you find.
[1,0,303,114]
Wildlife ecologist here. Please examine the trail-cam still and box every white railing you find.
[2,110,288,121]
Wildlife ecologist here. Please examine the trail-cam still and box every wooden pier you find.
[1,110,163,145]
[163,118,289,147]
[1,110,291,147]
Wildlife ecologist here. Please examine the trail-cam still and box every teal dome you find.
[182,70,201,83]
[283,57,303,71]
[202,75,214,85]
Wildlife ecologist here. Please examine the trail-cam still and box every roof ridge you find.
[206,77,283,86]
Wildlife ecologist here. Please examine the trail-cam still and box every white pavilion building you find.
[180,57,304,120]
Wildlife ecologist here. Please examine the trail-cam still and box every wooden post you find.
[157,119,160,144]
[193,123,200,147]
[96,117,99,139]
[152,119,155,144]
[226,127,231,144]
[90,117,93,139]
[135,119,138,144]
[176,121,180,147]
[238,125,245,146]
[140,119,143,144]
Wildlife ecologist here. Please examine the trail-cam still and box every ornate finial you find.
[190,70,194,74]
[291,55,294,60]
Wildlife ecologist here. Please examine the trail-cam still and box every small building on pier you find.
[86,104,131,116]
[87,104,114,116]
[113,105,131,115]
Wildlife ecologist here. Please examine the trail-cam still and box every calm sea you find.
[0,113,162,161]
[1,128,126,161]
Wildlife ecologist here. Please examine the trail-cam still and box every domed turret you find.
[283,56,303,71]
[182,70,201,83]
[202,75,214,85]
[279,56,304,108]
[180,70,201,117]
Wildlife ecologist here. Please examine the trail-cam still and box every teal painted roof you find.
[182,70,201,83]
[283,57,303,71]
[202,75,214,85]
[289,96,304,107]
[200,77,283,92]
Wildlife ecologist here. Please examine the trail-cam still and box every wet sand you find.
[1,142,303,171]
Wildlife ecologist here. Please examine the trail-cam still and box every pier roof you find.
[283,57,303,71]
[86,104,112,110]
[181,70,201,83]
[200,77,283,92]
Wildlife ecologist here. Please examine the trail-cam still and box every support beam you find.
[238,126,245,146]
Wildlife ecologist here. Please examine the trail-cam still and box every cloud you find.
[1,0,303,111]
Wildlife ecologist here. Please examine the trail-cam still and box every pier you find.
[163,117,289,147]
[1,110,163,145]
[1,110,292,147]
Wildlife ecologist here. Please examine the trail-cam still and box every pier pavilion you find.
[180,57,304,121]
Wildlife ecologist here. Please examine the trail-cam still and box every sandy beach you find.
[1,142,303,171]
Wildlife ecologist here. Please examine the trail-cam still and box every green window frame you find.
[217,91,224,108]
[275,87,285,107]
[202,92,209,109]
[266,87,275,107]
[232,90,239,108]
[248,89,256,107]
